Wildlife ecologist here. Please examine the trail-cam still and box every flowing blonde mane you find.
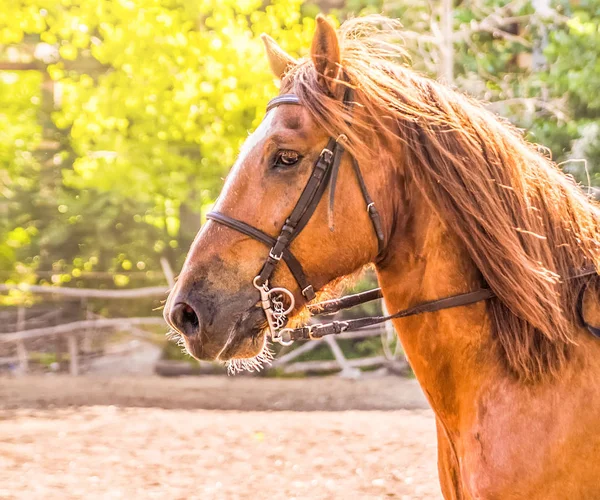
[283,16,600,381]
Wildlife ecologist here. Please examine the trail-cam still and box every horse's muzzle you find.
[164,282,267,361]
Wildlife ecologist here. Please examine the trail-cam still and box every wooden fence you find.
[1,262,405,377]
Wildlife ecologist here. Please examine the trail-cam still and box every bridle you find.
[207,89,385,345]
[207,91,600,346]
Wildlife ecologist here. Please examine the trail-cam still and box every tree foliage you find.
[1,0,600,292]
[0,0,315,288]
[340,0,600,181]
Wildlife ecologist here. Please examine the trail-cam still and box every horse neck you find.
[375,188,496,420]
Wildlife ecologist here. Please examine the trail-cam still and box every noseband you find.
[207,90,385,344]
[207,92,600,346]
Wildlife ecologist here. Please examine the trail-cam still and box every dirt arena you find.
[0,375,441,499]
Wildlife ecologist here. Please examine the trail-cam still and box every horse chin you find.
[225,332,274,374]
[218,312,275,373]
[219,327,268,361]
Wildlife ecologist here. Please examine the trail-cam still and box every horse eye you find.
[274,150,301,168]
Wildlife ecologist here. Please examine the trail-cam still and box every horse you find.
[164,14,600,499]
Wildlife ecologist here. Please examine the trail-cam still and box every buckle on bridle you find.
[302,284,314,299]
[336,133,348,144]
[320,148,334,163]
[274,328,295,346]
[269,248,283,261]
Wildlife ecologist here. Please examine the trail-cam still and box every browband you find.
[266,94,301,113]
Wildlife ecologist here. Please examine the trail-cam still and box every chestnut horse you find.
[164,15,600,499]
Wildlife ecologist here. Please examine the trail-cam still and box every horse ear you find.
[261,33,297,80]
[310,14,341,94]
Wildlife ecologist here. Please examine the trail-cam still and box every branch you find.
[397,30,437,44]
[455,19,532,46]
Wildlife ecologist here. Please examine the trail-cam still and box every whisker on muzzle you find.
[165,328,186,350]
[226,338,274,375]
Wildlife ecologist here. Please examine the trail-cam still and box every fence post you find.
[16,306,28,374]
[68,334,79,376]
[160,257,175,287]
[81,298,93,353]
[324,336,361,379]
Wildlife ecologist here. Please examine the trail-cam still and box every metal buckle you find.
[301,284,314,299]
[253,275,267,290]
[336,133,348,144]
[253,276,295,346]
[274,328,295,346]
[366,202,375,213]
[269,248,283,261]
[338,321,349,333]
[279,325,316,342]
[320,148,334,163]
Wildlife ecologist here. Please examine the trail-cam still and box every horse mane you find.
[284,15,600,381]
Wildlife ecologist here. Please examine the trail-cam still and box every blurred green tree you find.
[0,0,315,288]
[2,0,600,291]
[334,0,600,183]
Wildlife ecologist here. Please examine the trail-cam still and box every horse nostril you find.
[170,302,200,338]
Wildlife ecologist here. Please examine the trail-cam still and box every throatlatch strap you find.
[327,142,345,231]
[350,158,385,255]
[328,84,355,232]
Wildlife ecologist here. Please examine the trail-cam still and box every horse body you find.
[165,14,600,498]
[378,199,600,498]
[388,295,600,499]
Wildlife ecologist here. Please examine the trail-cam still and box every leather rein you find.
[207,92,600,345]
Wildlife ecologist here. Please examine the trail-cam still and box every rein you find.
[284,266,599,344]
[293,287,496,341]
[207,92,600,346]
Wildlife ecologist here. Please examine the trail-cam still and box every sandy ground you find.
[0,376,441,499]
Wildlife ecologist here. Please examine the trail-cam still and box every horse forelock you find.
[284,14,600,381]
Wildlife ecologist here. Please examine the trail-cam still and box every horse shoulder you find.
[457,368,600,500]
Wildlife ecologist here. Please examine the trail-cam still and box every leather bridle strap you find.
[205,211,313,297]
[288,267,600,342]
[350,157,385,254]
[308,287,384,315]
[287,288,496,341]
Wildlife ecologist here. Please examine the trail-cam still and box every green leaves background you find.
[1,0,600,291]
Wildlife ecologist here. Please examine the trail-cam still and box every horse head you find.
[163,16,393,366]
